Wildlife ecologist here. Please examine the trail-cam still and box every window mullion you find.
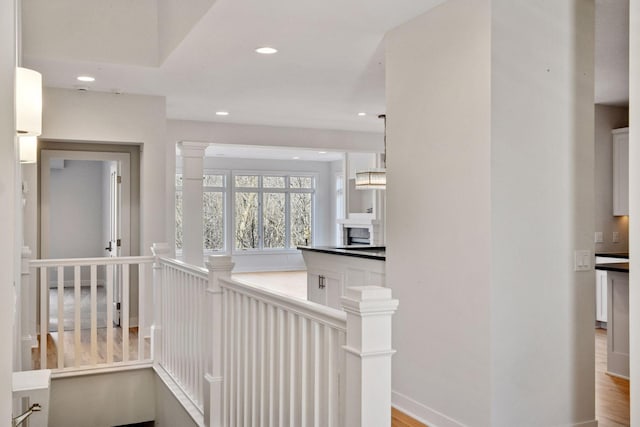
[285,191,291,249]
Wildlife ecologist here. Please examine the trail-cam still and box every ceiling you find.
[22,0,629,135]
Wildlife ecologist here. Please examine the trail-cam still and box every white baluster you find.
[137,262,145,361]
[341,286,398,427]
[40,267,47,370]
[106,264,114,364]
[73,265,81,367]
[122,264,130,363]
[56,266,64,369]
[90,265,97,365]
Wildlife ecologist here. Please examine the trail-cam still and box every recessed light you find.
[256,47,278,55]
[358,112,366,116]
[216,111,229,116]
[318,151,327,154]
[77,75,95,82]
[293,156,300,160]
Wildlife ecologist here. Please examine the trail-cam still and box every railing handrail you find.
[158,256,208,279]
[30,255,155,268]
[219,276,347,331]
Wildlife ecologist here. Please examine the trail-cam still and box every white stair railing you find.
[28,256,154,373]
[201,255,399,427]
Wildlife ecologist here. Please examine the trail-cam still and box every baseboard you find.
[571,420,598,427]
[392,390,465,427]
[392,390,598,427]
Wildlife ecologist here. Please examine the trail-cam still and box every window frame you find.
[175,169,317,256]
[203,170,229,254]
[231,170,316,255]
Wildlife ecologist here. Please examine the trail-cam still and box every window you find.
[203,174,226,251]
[176,171,315,253]
[233,173,315,251]
[175,172,228,252]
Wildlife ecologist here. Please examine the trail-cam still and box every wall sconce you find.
[19,136,37,164]
[16,67,42,137]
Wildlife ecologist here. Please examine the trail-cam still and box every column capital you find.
[151,242,170,257]
[178,141,210,158]
[341,286,399,316]
[206,255,235,272]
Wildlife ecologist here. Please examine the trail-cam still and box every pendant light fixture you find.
[355,114,386,190]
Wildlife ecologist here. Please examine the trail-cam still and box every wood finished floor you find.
[31,327,150,370]
[596,328,630,427]
[232,270,307,299]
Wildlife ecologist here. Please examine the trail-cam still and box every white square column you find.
[178,142,209,266]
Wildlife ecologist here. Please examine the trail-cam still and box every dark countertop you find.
[298,245,386,261]
[595,252,629,259]
[595,262,629,273]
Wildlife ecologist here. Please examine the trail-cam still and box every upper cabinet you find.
[613,127,629,216]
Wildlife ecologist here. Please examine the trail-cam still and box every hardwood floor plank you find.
[392,407,427,427]
[31,327,150,370]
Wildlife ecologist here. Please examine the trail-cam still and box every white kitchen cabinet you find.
[607,271,629,378]
[596,270,608,323]
[613,127,629,216]
[301,250,385,310]
[306,268,344,309]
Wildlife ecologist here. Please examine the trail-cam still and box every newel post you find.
[151,243,170,363]
[341,286,399,427]
[20,247,35,371]
[204,255,234,427]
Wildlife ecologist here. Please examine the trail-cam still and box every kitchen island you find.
[298,246,385,310]
[595,260,629,379]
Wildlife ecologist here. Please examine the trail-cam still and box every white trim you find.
[51,361,153,378]
[40,150,132,259]
[392,390,466,427]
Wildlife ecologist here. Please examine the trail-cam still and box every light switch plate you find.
[595,232,603,243]
[613,232,620,243]
[574,250,591,271]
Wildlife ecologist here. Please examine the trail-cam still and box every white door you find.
[107,162,120,257]
[108,161,123,325]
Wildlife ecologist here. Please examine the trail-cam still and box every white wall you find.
[49,160,106,259]
[491,1,594,425]
[41,88,167,256]
[177,155,336,272]
[154,375,198,427]
[594,105,629,253]
[386,1,492,424]
[0,0,16,421]
[386,0,595,425]
[49,369,155,427]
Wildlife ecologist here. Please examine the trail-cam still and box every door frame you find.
[39,149,131,259]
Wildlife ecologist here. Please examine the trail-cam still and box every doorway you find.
[38,146,138,333]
